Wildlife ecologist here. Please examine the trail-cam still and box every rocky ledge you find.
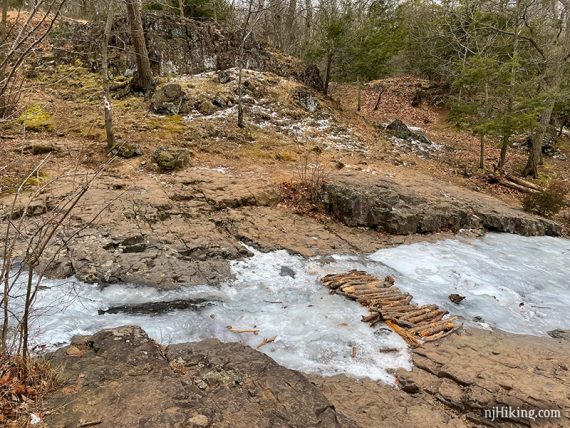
[323,172,561,236]
[44,326,569,427]
[45,326,356,428]
[1,167,561,289]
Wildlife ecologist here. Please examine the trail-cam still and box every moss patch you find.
[152,146,189,171]
[18,105,54,132]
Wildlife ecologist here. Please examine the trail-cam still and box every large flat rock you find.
[45,326,357,428]
[323,172,561,236]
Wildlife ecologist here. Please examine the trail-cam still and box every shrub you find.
[523,181,568,217]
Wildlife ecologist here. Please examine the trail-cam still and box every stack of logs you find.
[321,270,462,347]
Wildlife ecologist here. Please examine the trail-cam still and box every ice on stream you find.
[20,233,570,383]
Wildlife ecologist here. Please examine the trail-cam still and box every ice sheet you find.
[13,233,570,383]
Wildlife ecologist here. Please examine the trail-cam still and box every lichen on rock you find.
[18,105,54,132]
[152,146,188,171]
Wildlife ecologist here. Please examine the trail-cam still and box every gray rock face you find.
[322,174,561,236]
[46,326,357,427]
[52,13,323,91]
[297,89,318,113]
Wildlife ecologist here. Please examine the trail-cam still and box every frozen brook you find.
[24,233,570,384]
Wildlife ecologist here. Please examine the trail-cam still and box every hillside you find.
[1,8,569,428]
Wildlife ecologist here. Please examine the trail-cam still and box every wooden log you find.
[422,324,462,342]
[380,304,418,313]
[398,307,434,321]
[492,174,538,194]
[418,322,456,337]
[383,316,414,328]
[385,320,420,347]
[376,295,413,307]
[503,172,542,191]
[350,286,394,296]
[370,295,411,306]
[226,325,260,335]
[416,313,446,326]
[341,282,384,294]
[407,309,448,325]
[408,317,458,334]
[356,291,403,302]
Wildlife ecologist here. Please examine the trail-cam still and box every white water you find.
[18,233,570,383]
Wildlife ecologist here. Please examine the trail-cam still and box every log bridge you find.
[321,270,462,346]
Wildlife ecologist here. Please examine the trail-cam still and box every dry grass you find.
[0,355,61,427]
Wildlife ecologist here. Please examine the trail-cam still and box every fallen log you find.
[491,174,539,194]
[398,307,435,321]
[503,172,543,191]
[320,271,461,345]
[422,324,462,342]
[341,282,385,293]
[407,309,448,324]
[349,286,394,296]
[385,320,420,347]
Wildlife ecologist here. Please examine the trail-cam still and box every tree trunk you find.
[479,134,485,169]
[102,7,115,150]
[522,101,554,178]
[323,52,332,95]
[269,0,282,49]
[356,76,361,111]
[304,0,312,40]
[125,0,154,93]
[1,0,8,39]
[285,0,296,51]
[373,86,384,111]
[178,0,185,18]
[498,135,508,171]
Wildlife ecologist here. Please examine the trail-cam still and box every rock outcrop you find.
[314,328,570,427]
[52,13,323,91]
[45,326,357,428]
[323,172,561,236]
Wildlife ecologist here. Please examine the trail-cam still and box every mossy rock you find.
[18,105,54,132]
[112,143,143,159]
[195,97,217,116]
[152,147,188,171]
[30,143,57,155]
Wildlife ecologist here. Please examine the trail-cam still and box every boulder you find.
[150,82,188,115]
[195,97,217,115]
[112,143,142,158]
[152,146,188,171]
[322,174,561,236]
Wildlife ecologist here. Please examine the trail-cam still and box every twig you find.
[256,336,277,348]
[226,325,259,335]
[79,420,102,427]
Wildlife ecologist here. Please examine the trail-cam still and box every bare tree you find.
[0,0,67,118]
[102,2,116,149]
[125,0,154,93]
[237,0,267,128]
